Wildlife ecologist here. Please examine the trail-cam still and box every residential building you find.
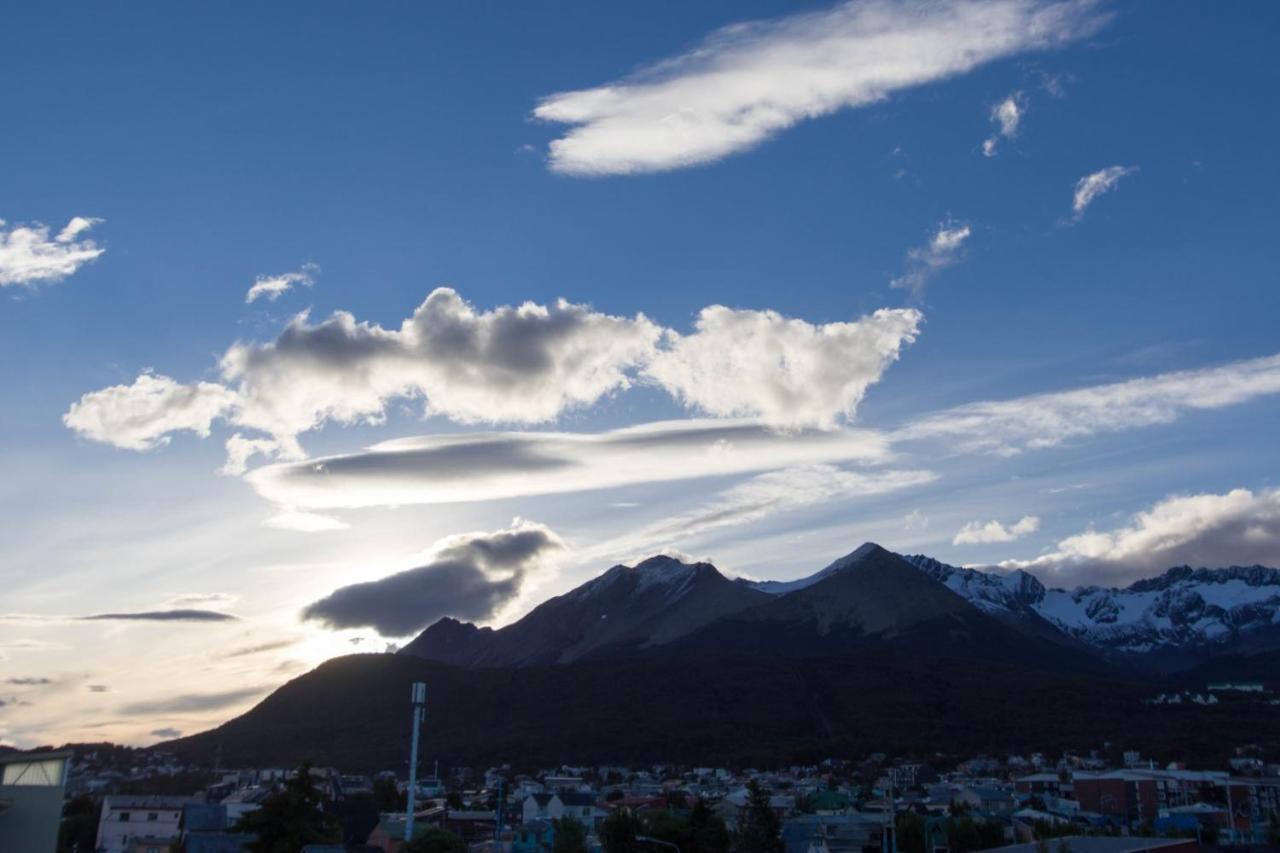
[94,795,196,853]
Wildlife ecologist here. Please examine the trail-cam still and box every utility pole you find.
[406,682,427,842]
[495,777,505,843]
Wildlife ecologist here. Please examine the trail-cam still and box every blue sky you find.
[2,0,1279,745]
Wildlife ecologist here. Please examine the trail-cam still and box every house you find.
[954,785,1016,815]
[95,796,197,853]
[521,792,598,826]
[781,814,882,853]
[985,836,1197,853]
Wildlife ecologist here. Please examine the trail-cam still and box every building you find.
[94,795,197,853]
[0,750,72,853]
[521,792,598,826]
[781,813,882,853]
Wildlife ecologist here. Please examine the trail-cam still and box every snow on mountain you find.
[901,554,1280,654]
[749,542,882,595]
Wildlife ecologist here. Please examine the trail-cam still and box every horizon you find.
[3,0,1280,755]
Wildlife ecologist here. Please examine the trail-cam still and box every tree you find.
[58,795,100,853]
[373,776,404,812]
[446,790,465,810]
[601,808,643,853]
[554,817,589,853]
[688,798,730,853]
[402,827,467,853]
[895,812,925,853]
[233,762,343,853]
[736,780,782,853]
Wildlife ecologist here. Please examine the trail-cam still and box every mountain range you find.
[162,544,1280,769]
[401,543,1280,676]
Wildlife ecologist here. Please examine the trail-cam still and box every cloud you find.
[82,609,238,622]
[63,372,237,452]
[247,418,891,511]
[245,263,319,304]
[5,677,53,686]
[150,728,182,738]
[953,514,1040,544]
[220,434,289,476]
[87,685,109,693]
[302,519,566,636]
[1071,165,1137,219]
[593,465,936,562]
[119,687,264,715]
[1001,487,1280,585]
[646,306,921,427]
[263,510,350,532]
[0,639,65,651]
[66,289,922,462]
[982,91,1025,156]
[165,592,237,608]
[890,223,971,296]
[0,216,105,287]
[533,0,1106,175]
[222,288,662,454]
[221,639,297,658]
[900,352,1280,455]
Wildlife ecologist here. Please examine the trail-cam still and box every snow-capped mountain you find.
[401,542,1280,675]
[901,554,1280,659]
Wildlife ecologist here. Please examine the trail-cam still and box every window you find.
[148,812,159,821]
[1,758,67,786]
[119,812,131,821]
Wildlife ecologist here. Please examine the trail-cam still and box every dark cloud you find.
[87,685,110,693]
[302,520,564,636]
[5,677,53,686]
[82,609,237,622]
[150,728,182,739]
[119,687,264,715]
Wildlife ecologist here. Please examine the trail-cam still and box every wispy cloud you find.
[1001,487,1280,585]
[0,216,105,288]
[589,465,937,565]
[303,519,565,636]
[534,0,1107,175]
[953,514,1039,544]
[1071,165,1137,220]
[900,352,1280,455]
[890,222,971,297]
[245,263,319,304]
[982,92,1025,156]
[221,639,297,659]
[263,510,349,532]
[119,687,264,716]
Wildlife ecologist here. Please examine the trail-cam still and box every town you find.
[14,739,1280,853]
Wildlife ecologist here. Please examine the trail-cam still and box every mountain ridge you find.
[400,543,1280,675]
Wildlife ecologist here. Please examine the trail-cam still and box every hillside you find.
[161,651,1278,772]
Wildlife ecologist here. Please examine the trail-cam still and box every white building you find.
[521,792,599,826]
[94,795,195,853]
